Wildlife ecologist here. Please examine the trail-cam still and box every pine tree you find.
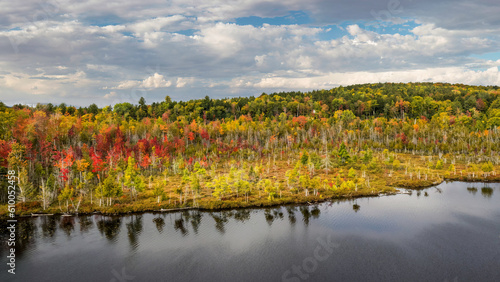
[124,156,144,200]
[338,143,350,165]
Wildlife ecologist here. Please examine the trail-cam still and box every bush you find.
[348,167,357,178]
[435,160,444,169]
[368,158,380,171]
[392,159,401,170]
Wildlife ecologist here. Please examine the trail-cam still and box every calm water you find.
[1,181,500,282]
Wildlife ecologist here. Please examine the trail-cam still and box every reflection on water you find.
[15,220,37,259]
[211,212,228,234]
[59,216,75,237]
[79,216,93,233]
[481,187,494,198]
[1,182,499,282]
[96,216,121,241]
[126,215,143,250]
[287,206,297,225]
[152,217,165,233]
[40,216,57,238]
[467,187,478,195]
[234,209,251,223]
[174,217,188,236]
[0,204,342,258]
[190,211,202,234]
[353,203,361,212]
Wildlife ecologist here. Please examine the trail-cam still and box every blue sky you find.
[0,0,499,107]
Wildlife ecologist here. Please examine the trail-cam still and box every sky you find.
[1,0,500,107]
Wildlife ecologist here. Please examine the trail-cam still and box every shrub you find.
[392,159,401,170]
[435,160,444,169]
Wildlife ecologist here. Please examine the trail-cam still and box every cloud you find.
[0,1,499,106]
[104,91,117,99]
[0,70,94,95]
[176,77,194,88]
[142,73,172,88]
[128,15,192,35]
[250,66,500,90]
[111,73,174,90]
[111,80,141,90]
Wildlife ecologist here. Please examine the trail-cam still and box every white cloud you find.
[112,80,141,90]
[128,15,191,35]
[142,73,172,88]
[110,73,173,90]
[104,91,117,99]
[176,77,194,88]
[251,66,500,90]
[0,1,500,106]
[0,70,94,95]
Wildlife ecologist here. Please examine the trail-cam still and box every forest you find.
[1,82,500,216]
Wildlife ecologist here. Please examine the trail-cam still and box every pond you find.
[1,181,499,282]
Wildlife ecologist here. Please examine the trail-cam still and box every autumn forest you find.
[1,82,500,216]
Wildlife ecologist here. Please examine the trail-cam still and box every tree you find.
[338,143,350,165]
[348,167,357,179]
[241,179,251,202]
[18,167,35,202]
[88,103,99,115]
[7,142,26,172]
[340,180,355,192]
[435,160,444,169]
[481,162,494,177]
[264,179,276,200]
[340,110,355,125]
[300,150,309,166]
[124,156,144,200]
[322,153,332,175]
[58,185,74,212]
[233,170,248,198]
[103,172,122,206]
[190,174,201,204]
[392,159,401,170]
[211,176,229,200]
[285,162,301,191]
[39,178,50,210]
[152,181,164,204]
[310,176,321,196]
[448,164,456,175]
[299,174,310,196]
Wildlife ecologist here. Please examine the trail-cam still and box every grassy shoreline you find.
[2,177,499,219]
[2,151,499,218]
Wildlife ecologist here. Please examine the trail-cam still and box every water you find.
[1,181,499,282]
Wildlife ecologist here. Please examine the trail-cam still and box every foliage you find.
[1,82,500,211]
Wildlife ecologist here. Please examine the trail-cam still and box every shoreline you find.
[4,179,498,219]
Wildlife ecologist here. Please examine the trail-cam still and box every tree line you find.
[1,82,499,208]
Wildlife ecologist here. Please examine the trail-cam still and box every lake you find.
[1,181,500,282]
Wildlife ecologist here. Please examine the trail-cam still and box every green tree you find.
[435,160,444,169]
[124,156,144,200]
[58,185,74,212]
[338,143,350,165]
[152,181,164,204]
[392,159,401,170]
[211,176,229,200]
[348,167,357,178]
[103,172,122,206]
[300,151,309,166]
[264,179,276,200]
[340,110,355,125]
[448,164,456,175]
[481,161,494,177]
[18,167,35,202]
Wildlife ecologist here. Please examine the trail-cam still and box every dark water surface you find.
[1,181,500,282]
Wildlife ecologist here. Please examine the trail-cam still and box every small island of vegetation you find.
[1,82,499,217]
